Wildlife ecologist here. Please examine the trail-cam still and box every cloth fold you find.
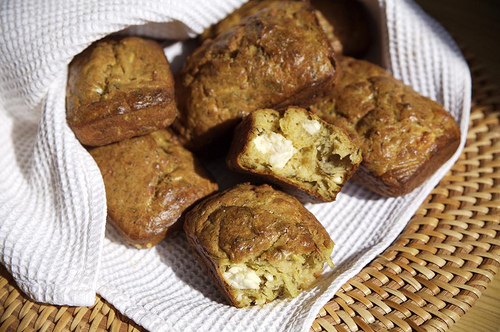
[0,0,471,331]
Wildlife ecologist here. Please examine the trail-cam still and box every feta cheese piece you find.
[301,119,321,135]
[332,175,343,184]
[252,132,297,168]
[222,265,261,290]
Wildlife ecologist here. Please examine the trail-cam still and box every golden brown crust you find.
[309,56,461,196]
[199,0,275,42]
[174,1,338,149]
[227,107,362,203]
[200,0,344,55]
[88,129,218,248]
[184,183,334,307]
[67,37,178,146]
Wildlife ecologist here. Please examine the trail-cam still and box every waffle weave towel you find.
[0,0,470,331]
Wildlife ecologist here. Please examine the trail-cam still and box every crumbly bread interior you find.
[240,108,361,200]
[184,183,334,307]
[220,251,332,307]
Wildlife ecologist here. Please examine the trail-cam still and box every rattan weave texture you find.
[1,54,499,332]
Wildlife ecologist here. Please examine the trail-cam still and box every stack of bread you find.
[67,36,219,249]
[66,0,460,308]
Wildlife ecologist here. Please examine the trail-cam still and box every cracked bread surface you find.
[184,183,334,307]
[88,129,218,248]
[227,107,362,203]
[67,36,177,146]
[173,1,338,149]
[199,0,345,55]
[309,56,461,196]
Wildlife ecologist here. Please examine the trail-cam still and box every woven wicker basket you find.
[1,52,499,332]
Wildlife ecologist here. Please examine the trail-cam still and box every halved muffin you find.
[184,183,334,307]
[227,107,362,202]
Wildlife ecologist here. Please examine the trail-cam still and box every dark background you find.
[415,0,500,86]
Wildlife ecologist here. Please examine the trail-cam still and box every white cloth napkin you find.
[0,0,470,331]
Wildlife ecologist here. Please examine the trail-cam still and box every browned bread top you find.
[309,56,461,196]
[174,1,338,149]
[199,0,345,55]
[199,0,276,42]
[185,182,333,264]
[67,36,177,146]
[89,129,218,248]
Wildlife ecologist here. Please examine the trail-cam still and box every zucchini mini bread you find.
[67,36,178,146]
[227,107,362,202]
[174,0,338,149]
[199,0,370,57]
[200,0,344,54]
[309,56,461,197]
[89,129,218,248]
[184,183,334,307]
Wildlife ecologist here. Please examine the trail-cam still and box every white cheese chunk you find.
[332,175,343,184]
[222,265,261,290]
[252,132,297,168]
[301,119,321,135]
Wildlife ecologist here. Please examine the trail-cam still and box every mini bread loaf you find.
[174,1,338,149]
[309,56,461,197]
[184,183,334,307]
[227,107,362,203]
[88,129,218,248]
[67,36,178,146]
[200,0,344,54]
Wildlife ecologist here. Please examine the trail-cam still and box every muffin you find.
[67,36,178,146]
[174,1,338,149]
[227,107,362,203]
[89,129,218,248]
[309,56,461,196]
[184,183,334,307]
[200,0,344,54]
